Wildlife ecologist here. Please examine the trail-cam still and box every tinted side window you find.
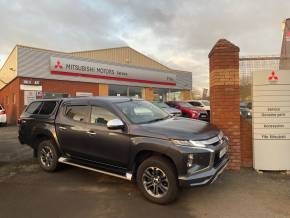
[65,105,89,123]
[39,101,57,115]
[91,106,118,125]
[0,105,3,110]
[26,102,43,114]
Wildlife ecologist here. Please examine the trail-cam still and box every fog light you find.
[187,154,194,168]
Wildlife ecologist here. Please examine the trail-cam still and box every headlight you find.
[172,139,206,148]
[189,140,206,147]
[187,154,194,168]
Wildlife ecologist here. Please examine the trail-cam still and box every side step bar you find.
[58,157,132,181]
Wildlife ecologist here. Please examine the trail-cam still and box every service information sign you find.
[253,70,290,170]
[50,57,177,86]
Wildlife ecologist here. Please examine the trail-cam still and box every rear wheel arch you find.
[32,132,60,156]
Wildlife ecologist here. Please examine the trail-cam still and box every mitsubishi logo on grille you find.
[54,60,63,69]
[268,70,278,81]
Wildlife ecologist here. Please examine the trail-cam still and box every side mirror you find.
[107,119,125,130]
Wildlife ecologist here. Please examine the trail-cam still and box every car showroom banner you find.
[253,70,290,170]
[50,56,176,86]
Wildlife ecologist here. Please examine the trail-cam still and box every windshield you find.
[116,100,170,124]
[240,103,247,108]
[201,100,210,106]
[152,102,170,109]
[178,102,194,108]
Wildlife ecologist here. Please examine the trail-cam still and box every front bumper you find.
[179,156,229,187]
[178,142,229,188]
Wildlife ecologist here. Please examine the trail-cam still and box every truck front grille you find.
[214,150,228,167]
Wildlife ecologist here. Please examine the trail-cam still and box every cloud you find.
[0,0,125,54]
[1,0,290,89]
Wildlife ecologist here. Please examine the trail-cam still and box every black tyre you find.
[37,140,59,172]
[136,156,179,204]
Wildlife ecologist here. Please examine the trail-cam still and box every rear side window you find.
[65,105,90,123]
[0,105,3,110]
[39,101,57,115]
[26,102,43,114]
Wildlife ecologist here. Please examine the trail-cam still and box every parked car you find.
[0,104,7,126]
[187,100,211,120]
[152,101,181,117]
[18,97,229,204]
[187,100,210,114]
[240,102,252,118]
[166,101,209,121]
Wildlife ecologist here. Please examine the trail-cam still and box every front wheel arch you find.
[132,150,178,181]
[136,155,179,204]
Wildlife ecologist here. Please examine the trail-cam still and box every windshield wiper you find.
[144,115,170,124]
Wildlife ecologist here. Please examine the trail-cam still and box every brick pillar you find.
[208,39,241,170]
[240,118,253,167]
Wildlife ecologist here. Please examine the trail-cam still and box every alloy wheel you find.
[142,167,169,198]
[40,145,54,168]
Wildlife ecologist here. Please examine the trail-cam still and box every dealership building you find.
[0,45,192,124]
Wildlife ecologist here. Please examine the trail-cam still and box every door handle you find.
[87,131,96,135]
[59,126,67,130]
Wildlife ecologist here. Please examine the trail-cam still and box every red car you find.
[166,101,209,121]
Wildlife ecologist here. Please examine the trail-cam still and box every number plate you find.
[219,147,227,158]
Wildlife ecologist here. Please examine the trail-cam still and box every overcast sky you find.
[0,0,289,90]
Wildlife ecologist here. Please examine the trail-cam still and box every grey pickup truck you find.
[18,97,229,204]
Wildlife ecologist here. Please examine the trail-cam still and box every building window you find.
[109,85,128,96]
[167,90,182,101]
[128,87,142,99]
[109,84,144,98]
[153,88,170,102]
